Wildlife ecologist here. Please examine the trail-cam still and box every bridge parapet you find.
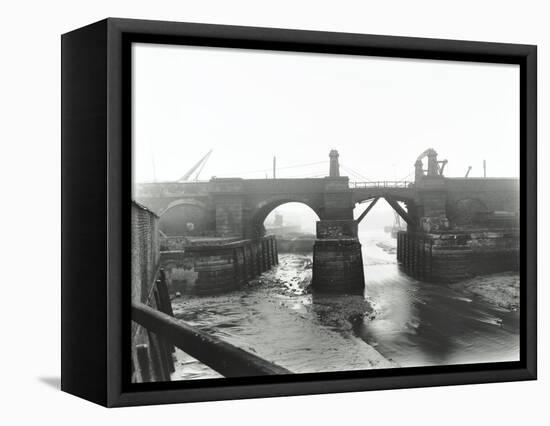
[134,172,520,241]
[210,178,244,193]
[241,178,327,193]
[135,181,211,198]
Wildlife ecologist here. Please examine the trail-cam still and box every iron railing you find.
[349,181,412,189]
[132,302,292,377]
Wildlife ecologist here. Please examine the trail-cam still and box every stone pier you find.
[397,229,520,282]
[394,153,520,282]
[311,220,365,294]
[160,235,278,295]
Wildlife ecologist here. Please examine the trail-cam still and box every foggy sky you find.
[132,42,519,225]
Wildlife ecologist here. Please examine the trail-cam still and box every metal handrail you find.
[350,181,412,189]
[132,302,292,377]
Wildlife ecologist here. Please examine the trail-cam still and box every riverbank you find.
[168,244,519,380]
[170,253,394,380]
[450,272,519,311]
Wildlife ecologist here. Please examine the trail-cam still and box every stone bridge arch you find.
[159,198,208,216]
[158,198,214,236]
[245,196,323,238]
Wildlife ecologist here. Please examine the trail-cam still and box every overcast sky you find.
[132,43,519,228]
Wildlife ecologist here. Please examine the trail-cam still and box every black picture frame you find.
[61,17,537,407]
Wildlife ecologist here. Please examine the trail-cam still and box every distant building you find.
[265,212,302,235]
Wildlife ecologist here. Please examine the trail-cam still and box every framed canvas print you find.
[61,18,537,407]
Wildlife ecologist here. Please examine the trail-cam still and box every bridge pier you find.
[397,229,519,282]
[311,220,365,295]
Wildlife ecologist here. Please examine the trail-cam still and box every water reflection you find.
[356,230,519,367]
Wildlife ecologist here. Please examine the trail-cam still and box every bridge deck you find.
[350,182,415,203]
[349,181,412,189]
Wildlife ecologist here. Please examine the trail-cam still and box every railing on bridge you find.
[132,302,292,378]
[349,181,413,189]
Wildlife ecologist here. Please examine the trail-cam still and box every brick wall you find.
[131,202,160,304]
[131,202,174,383]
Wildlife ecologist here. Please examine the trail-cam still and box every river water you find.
[170,230,519,380]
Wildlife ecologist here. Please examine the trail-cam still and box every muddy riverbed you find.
[170,231,519,380]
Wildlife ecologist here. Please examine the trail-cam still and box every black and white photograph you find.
[130,42,522,383]
[3,0,547,421]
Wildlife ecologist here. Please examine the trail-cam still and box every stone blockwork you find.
[312,219,365,294]
[214,195,244,237]
[312,239,365,294]
[316,220,358,239]
[395,173,520,282]
[397,229,520,283]
[323,177,354,220]
[161,236,278,295]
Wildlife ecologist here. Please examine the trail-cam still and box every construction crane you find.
[415,148,448,178]
[438,159,448,175]
[177,150,213,182]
